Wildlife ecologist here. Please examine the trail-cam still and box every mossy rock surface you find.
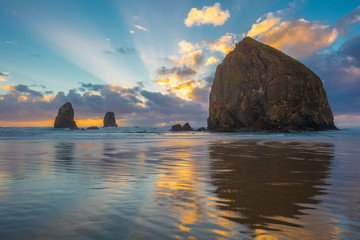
[208,37,336,132]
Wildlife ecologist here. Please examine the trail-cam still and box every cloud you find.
[117,47,139,55]
[0,83,208,126]
[178,41,195,54]
[129,30,135,34]
[187,84,211,104]
[172,50,205,66]
[156,65,196,77]
[0,84,43,97]
[4,40,17,46]
[0,72,10,82]
[259,19,337,58]
[334,114,360,127]
[80,82,106,92]
[247,12,337,58]
[247,13,281,37]
[102,50,117,55]
[205,34,237,55]
[302,34,360,117]
[184,3,230,27]
[205,56,220,65]
[247,6,360,58]
[335,6,360,36]
[134,24,149,32]
[14,84,43,97]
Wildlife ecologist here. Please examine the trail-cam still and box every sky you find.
[0,0,360,127]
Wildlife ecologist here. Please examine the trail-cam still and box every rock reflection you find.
[54,142,75,165]
[210,141,334,235]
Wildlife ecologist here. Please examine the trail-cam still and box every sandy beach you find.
[0,128,359,239]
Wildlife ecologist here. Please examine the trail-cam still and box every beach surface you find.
[0,127,359,239]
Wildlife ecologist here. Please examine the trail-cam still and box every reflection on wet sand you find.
[1,136,359,240]
[54,142,75,164]
[210,140,335,239]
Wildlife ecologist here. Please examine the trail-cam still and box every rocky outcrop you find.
[196,127,206,131]
[170,122,193,131]
[182,122,193,131]
[171,124,182,131]
[54,102,78,129]
[87,126,99,130]
[208,37,337,132]
[103,112,117,127]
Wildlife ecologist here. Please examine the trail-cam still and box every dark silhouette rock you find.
[54,102,78,129]
[103,112,117,127]
[170,122,193,131]
[87,126,99,130]
[182,122,193,131]
[208,37,337,132]
[196,127,206,131]
[171,124,183,131]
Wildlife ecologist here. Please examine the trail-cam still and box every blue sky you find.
[0,0,360,127]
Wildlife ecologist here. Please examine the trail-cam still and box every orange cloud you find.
[179,40,195,54]
[172,50,203,66]
[134,24,149,32]
[247,13,281,37]
[207,34,236,55]
[248,13,338,58]
[259,19,337,58]
[17,95,28,102]
[205,56,219,65]
[0,72,10,82]
[0,84,16,92]
[184,3,230,27]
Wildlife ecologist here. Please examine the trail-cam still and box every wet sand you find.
[0,132,359,239]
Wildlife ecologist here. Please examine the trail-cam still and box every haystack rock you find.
[54,102,78,129]
[208,37,337,132]
[103,112,117,127]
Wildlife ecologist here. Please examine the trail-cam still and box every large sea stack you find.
[208,37,336,132]
[54,102,78,129]
[103,112,117,127]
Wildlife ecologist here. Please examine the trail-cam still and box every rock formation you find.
[170,122,193,131]
[182,122,193,131]
[103,112,117,127]
[54,102,78,129]
[208,37,337,132]
[87,126,99,130]
[171,124,182,131]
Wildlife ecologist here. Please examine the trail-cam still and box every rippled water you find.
[0,128,359,239]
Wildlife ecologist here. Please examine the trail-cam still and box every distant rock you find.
[182,122,193,131]
[87,126,99,130]
[208,37,337,132]
[196,127,206,131]
[171,124,183,131]
[170,122,193,131]
[103,112,118,127]
[54,102,78,129]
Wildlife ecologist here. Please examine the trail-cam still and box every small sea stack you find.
[103,112,118,127]
[54,102,78,129]
[87,126,99,130]
[170,122,193,131]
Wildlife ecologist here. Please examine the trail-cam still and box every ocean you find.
[0,127,359,239]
